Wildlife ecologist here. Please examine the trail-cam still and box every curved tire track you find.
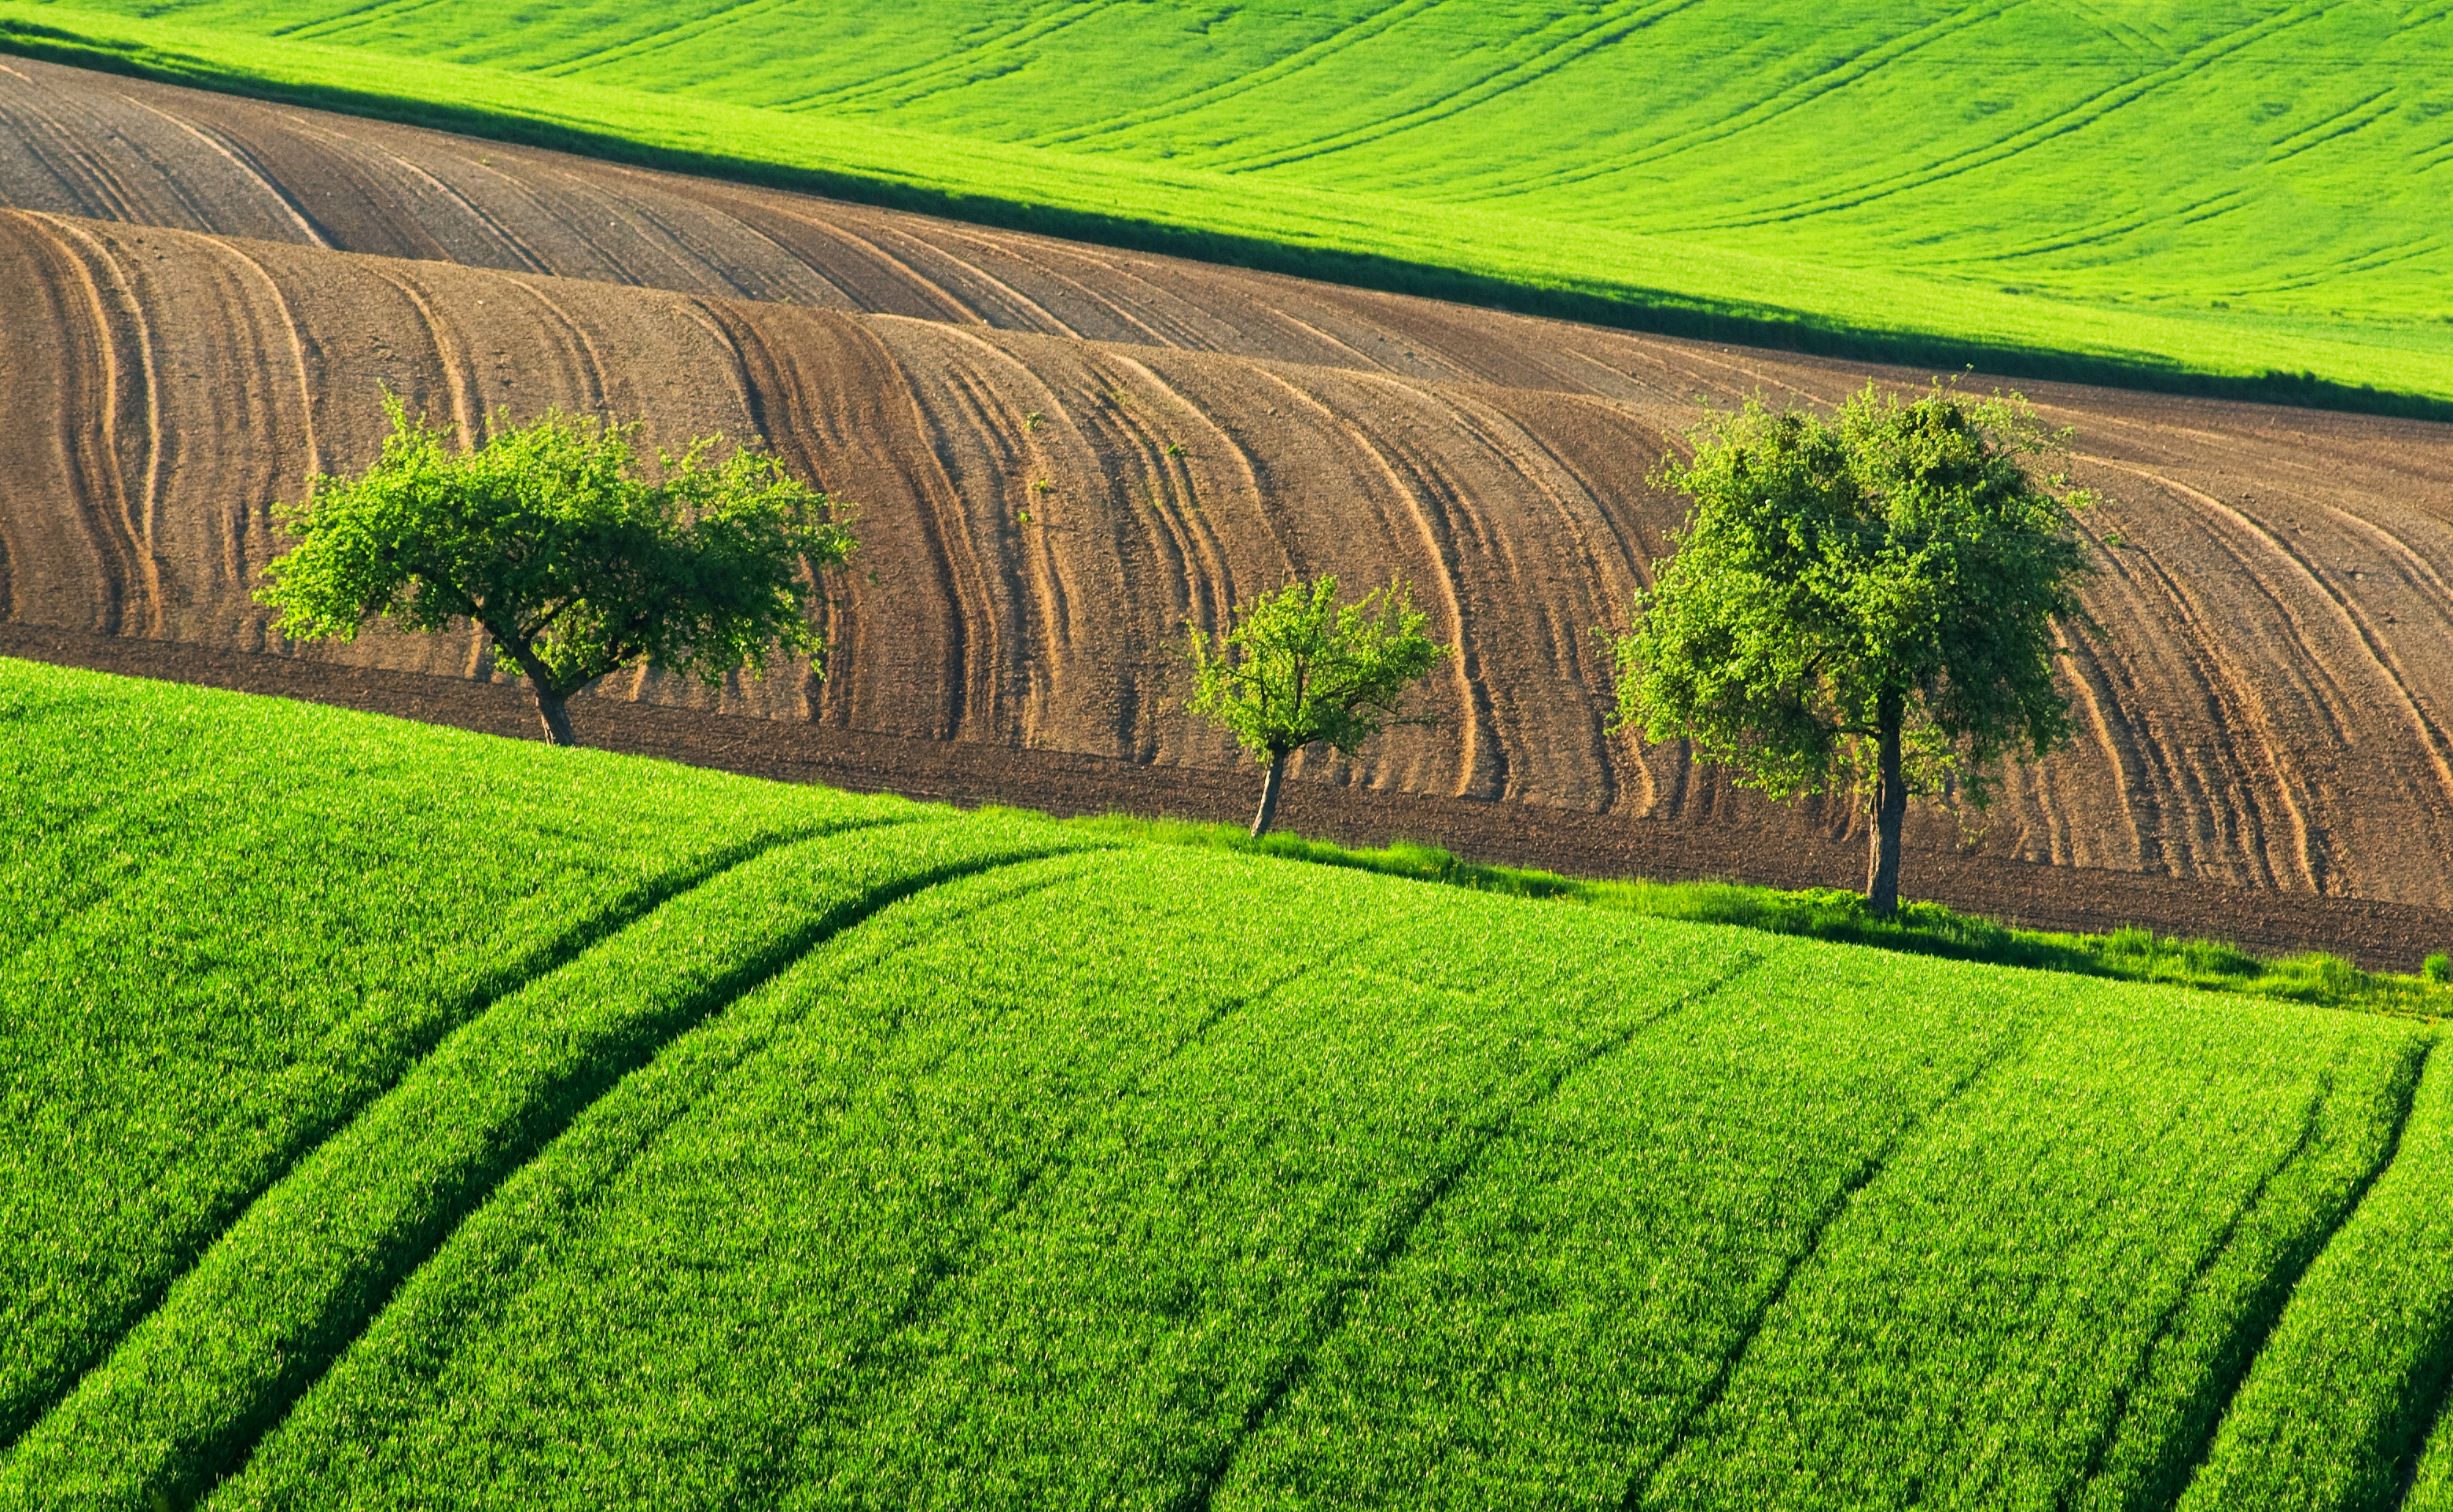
[1180,947,1777,1512]
[0,815,896,1457]
[0,826,1065,1510]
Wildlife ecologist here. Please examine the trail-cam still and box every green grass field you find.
[2,0,2449,409]
[8,657,2453,1508]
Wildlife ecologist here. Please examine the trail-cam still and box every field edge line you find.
[4,31,2453,421]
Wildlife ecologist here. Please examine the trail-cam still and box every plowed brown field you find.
[6,57,2451,962]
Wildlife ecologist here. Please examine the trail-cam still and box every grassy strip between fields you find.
[2,3,2451,418]
[1055,813,2453,1018]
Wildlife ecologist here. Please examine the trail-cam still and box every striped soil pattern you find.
[2,57,2450,934]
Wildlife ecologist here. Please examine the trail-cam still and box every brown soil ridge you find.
[2,59,2451,942]
[9,620,2444,973]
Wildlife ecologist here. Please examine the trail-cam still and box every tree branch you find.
[518,592,583,642]
[493,629,558,693]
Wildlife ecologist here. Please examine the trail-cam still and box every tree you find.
[1187,576,1450,837]
[1609,382,2094,914]
[259,395,855,748]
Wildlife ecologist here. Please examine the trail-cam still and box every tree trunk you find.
[1864,690,1907,914]
[531,684,577,748]
[490,629,583,749]
[1249,749,1289,837]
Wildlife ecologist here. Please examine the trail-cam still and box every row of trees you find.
[1175,382,2094,912]
[257,382,2094,914]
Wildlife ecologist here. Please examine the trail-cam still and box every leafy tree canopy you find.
[259,395,854,745]
[1188,576,1449,836]
[1612,382,2094,909]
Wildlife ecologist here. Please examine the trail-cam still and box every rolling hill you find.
[6,660,2453,1509]
[13,12,2453,1507]
[0,0,2448,403]
[2,61,2451,965]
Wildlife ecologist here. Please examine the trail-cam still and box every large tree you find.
[1188,576,1449,837]
[1611,383,2094,914]
[259,395,854,747]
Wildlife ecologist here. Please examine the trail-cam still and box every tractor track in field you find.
[180,846,1094,1505]
[2168,1037,2440,1509]
[1186,946,1781,1512]
[2072,1058,2344,1506]
[2398,1334,2453,1510]
[1204,0,1709,176]
[6,835,1079,1510]
[1687,2,2345,231]
[1619,1019,2039,1509]
[2,58,2452,959]
[0,814,893,1455]
[776,913,1419,1506]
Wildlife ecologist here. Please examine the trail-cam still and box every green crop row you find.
[2,0,2450,410]
[6,663,2451,1507]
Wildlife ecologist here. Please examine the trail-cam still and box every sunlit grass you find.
[9,660,2453,1506]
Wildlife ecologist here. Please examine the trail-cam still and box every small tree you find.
[259,395,854,747]
[1610,382,2094,914]
[1188,576,1449,837]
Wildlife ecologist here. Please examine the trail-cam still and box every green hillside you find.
[2,0,2450,407]
[7,659,2453,1508]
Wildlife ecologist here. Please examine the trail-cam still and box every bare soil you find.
[3,57,2451,964]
